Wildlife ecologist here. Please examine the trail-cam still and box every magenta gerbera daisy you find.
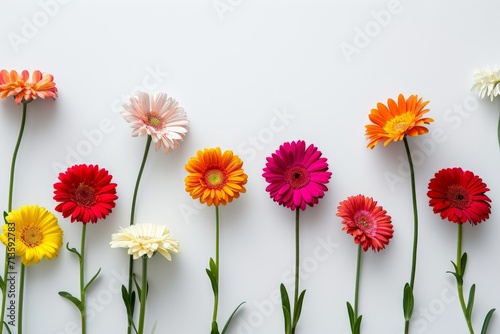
[262,140,331,210]
[53,164,118,224]
[427,167,491,225]
[121,91,189,153]
[337,194,394,252]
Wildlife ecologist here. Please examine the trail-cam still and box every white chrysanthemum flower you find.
[110,223,180,260]
[121,91,189,153]
[471,68,500,101]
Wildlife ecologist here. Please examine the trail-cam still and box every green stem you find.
[212,205,220,323]
[497,113,500,149]
[354,244,362,320]
[403,136,419,334]
[137,257,148,334]
[291,208,300,334]
[80,224,87,334]
[127,135,152,334]
[18,264,25,334]
[1,102,28,333]
[456,224,475,334]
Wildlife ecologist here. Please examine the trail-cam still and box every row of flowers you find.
[0,68,498,334]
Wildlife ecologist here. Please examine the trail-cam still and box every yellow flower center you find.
[74,183,96,207]
[21,226,43,248]
[146,112,163,130]
[383,112,414,136]
[204,168,226,189]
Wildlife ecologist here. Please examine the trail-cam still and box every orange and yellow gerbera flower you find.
[185,147,248,206]
[0,69,57,104]
[365,94,433,149]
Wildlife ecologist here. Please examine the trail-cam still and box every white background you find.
[1,1,500,333]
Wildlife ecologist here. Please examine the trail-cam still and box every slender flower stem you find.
[1,102,28,333]
[127,135,152,334]
[137,257,148,334]
[18,264,25,334]
[80,224,87,334]
[403,136,419,334]
[456,224,475,334]
[354,244,362,319]
[292,208,300,334]
[497,113,500,149]
[212,205,220,323]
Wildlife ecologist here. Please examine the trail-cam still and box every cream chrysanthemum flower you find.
[121,91,189,153]
[110,223,180,260]
[471,68,500,101]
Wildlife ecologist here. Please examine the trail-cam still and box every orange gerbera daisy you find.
[365,94,433,149]
[185,147,248,206]
[0,69,57,104]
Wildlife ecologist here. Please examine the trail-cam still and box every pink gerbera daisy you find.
[427,167,491,225]
[337,194,394,252]
[262,140,331,211]
[121,91,189,153]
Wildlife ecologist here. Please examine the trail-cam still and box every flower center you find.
[145,112,164,130]
[284,165,310,189]
[204,168,227,189]
[21,226,43,248]
[447,184,471,209]
[74,183,96,207]
[383,112,414,136]
[354,210,374,234]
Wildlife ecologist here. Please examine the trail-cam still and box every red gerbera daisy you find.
[427,167,491,225]
[53,164,118,224]
[337,194,393,252]
[262,140,331,211]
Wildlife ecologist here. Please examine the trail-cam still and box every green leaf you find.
[84,267,101,292]
[2,321,12,334]
[353,315,362,334]
[149,321,157,334]
[209,258,218,278]
[466,284,476,319]
[403,283,414,321]
[292,289,306,328]
[481,308,496,334]
[58,291,84,313]
[206,268,218,296]
[210,320,219,334]
[0,275,4,294]
[2,211,7,223]
[65,242,82,260]
[461,252,468,276]
[446,270,463,286]
[346,302,355,331]
[450,260,459,274]
[221,301,246,334]
[280,284,292,334]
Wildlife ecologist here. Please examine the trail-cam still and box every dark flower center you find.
[204,168,227,189]
[285,165,310,189]
[21,226,42,248]
[74,183,96,207]
[447,185,471,209]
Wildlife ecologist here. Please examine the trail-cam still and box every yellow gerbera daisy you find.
[185,147,248,206]
[365,94,434,149]
[0,205,63,266]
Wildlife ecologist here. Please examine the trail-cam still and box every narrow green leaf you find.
[130,290,136,319]
[446,271,463,286]
[149,321,157,334]
[461,252,468,276]
[84,267,101,292]
[65,242,82,260]
[450,260,459,274]
[353,315,362,334]
[2,211,7,223]
[58,291,84,313]
[209,258,218,278]
[121,285,131,310]
[466,284,476,319]
[206,268,218,296]
[481,308,496,334]
[2,321,12,334]
[292,289,306,328]
[280,284,292,334]
[403,283,414,321]
[346,302,355,332]
[0,275,5,294]
[221,301,246,334]
[211,320,219,334]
